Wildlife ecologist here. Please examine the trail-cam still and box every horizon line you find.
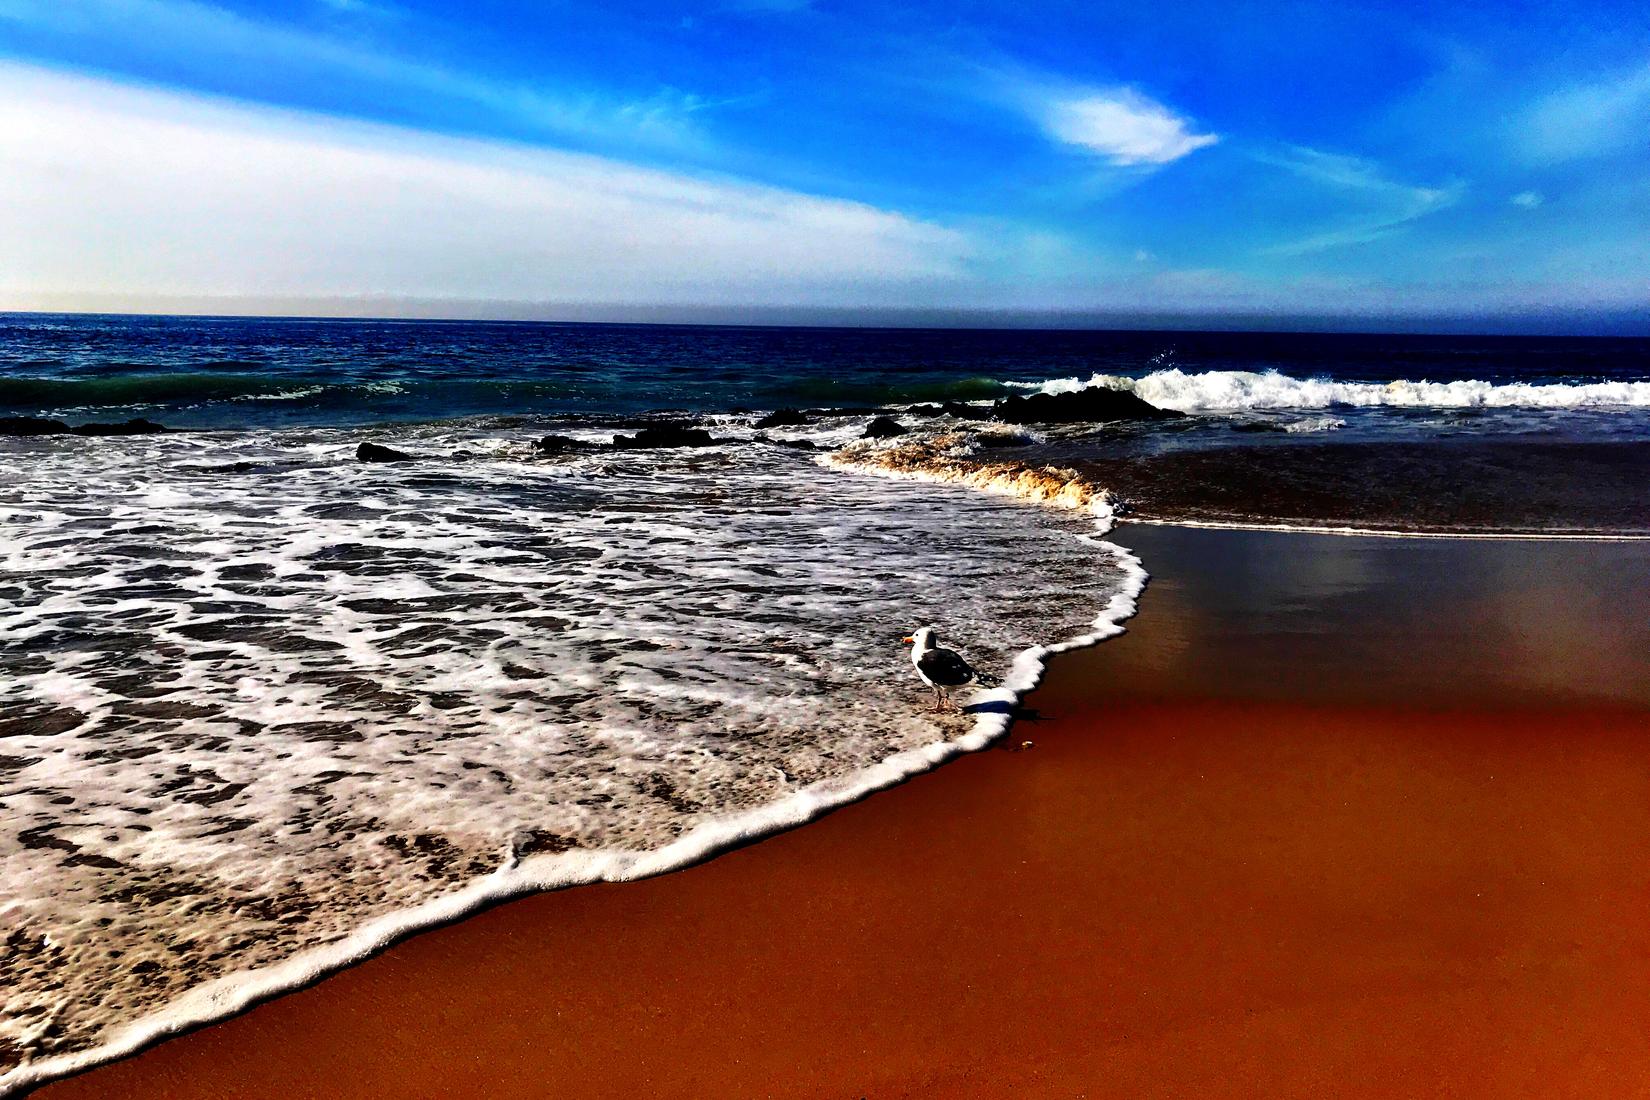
[4,304,1648,340]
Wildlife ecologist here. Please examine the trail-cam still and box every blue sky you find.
[1,0,1647,328]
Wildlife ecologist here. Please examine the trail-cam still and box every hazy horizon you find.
[5,300,1649,338]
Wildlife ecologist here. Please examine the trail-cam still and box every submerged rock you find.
[356,442,415,462]
[0,416,72,436]
[992,388,1180,424]
[70,418,170,436]
[753,408,810,428]
[862,416,909,439]
[611,425,721,449]
[0,416,172,436]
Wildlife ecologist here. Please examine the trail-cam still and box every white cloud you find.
[1257,146,1462,255]
[1510,190,1543,209]
[0,64,970,309]
[1042,88,1218,166]
[1521,62,1650,163]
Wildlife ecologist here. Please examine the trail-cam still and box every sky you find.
[1,0,1648,330]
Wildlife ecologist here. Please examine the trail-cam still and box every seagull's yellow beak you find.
[901,635,915,645]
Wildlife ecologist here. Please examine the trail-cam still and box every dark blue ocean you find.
[3,312,1648,429]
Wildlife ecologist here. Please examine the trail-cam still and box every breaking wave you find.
[827,432,1113,516]
[1010,368,1650,411]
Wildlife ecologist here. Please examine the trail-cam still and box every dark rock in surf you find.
[753,408,810,429]
[0,416,174,436]
[991,388,1181,425]
[765,436,818,451]
[611,425,722,449]
[0,416,72,436]
[533,434,598,454]
[902,402,979,419]
[69,418,170,436]
[356,442,416,462]
[905,401,981,419]
[862,416,909,439]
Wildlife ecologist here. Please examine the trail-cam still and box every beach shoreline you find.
[33,522,1650,1099]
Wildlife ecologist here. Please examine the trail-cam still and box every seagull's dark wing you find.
[917,646,976,687]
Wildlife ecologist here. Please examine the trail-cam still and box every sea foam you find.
[0,420,1142,1096]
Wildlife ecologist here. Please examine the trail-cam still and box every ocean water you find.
[2,313,1648,1092]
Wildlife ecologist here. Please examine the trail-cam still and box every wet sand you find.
[1049,439,1650,536]
[39,525,1650,1099]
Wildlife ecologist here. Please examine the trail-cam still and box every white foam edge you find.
[1122,515,1650,542]
[0,458,1149,1099]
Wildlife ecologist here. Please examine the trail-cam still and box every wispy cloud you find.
[1511,190,1543,209]
[1257,146,1462,255]
[0,0,719,154]
[0,64,970,308]
[1521,61,1650,163]
[1040,87,1218,165]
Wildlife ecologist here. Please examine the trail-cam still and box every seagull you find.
[902,626,979,712]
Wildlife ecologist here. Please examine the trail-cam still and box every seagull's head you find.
[902,626,935,649]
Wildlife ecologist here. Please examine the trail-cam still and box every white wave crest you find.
[1012,369,1650,411]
